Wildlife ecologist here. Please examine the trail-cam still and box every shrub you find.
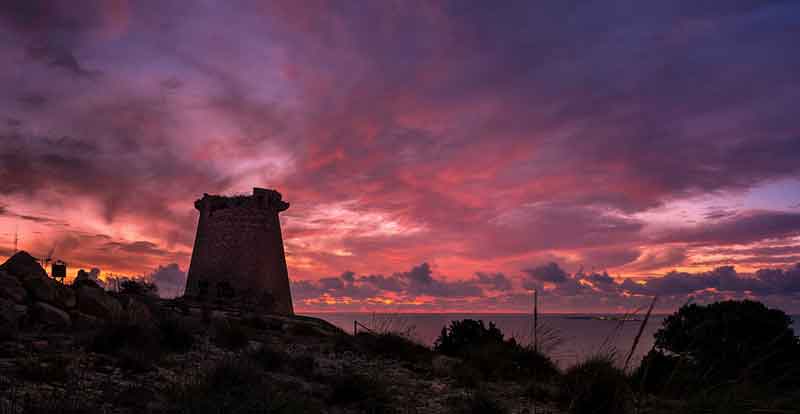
[213,320,249,350]
[71,276,102,290]
[511,344,560,379]
[652,300,800,386]
[434,319,558,381]
[631,349,690,396]
[559,356,632,414]
[434,319,504,355]
[88,322,164,371]
[120,280,158,297]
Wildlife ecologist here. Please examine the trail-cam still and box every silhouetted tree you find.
[639,300,799,391]
[434,319,558,381]
[120,280,159,297]
[434,319,504,355]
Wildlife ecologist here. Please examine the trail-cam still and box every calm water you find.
[307,313,800,368]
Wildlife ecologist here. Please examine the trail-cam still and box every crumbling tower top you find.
[194,187,290,213]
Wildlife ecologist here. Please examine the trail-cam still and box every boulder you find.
[19,274,76,309]
[76,286,122,320]
[0,270,27,303]
[1,251,47,279]
[0,253,75,308]
[31,302,71,329]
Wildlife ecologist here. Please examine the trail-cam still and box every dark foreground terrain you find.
[2,251,799,413]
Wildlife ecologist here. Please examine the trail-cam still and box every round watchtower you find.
[184,187,293,314]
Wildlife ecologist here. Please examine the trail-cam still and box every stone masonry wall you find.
[184,188,293,314]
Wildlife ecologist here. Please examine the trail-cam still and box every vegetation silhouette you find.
[559,355,632,414]
[434,319,559,382]
[3,249,799,414]
[636,300,799,390]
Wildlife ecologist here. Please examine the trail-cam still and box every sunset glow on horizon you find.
[1,1,800,313]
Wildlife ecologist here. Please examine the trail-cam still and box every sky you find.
[1,0,799,313]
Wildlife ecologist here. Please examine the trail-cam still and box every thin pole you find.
[532,288,539,414]
[533,289,539,353]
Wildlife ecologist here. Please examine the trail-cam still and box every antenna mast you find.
[13,225,18,253]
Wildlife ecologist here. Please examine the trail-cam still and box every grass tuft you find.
[559,355,632,414]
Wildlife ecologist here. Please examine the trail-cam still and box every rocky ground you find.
[0,252,562,414]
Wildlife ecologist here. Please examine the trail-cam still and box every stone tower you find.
[184,188,293,314]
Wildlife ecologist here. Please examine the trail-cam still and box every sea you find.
[307,313,800,369]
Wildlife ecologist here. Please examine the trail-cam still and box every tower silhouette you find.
[184,188,293,314]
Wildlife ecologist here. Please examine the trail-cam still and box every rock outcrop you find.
[0,270,27,303]
[0,251,124,332]
[0,251,47,280]
[21,275,67,306]
[0,298,25,337]
[76,285,122,320]
[31,302,71,329]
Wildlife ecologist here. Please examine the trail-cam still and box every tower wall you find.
[184,188,293,314]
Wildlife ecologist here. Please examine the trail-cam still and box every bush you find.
[87,322,163,371]
[559,356,632,414]
[652,300,799,386]
[631,349,691,396]
[120,280,158,296]
[434,319,558,381]
[213,320,249,350]
[434,319,504,355]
